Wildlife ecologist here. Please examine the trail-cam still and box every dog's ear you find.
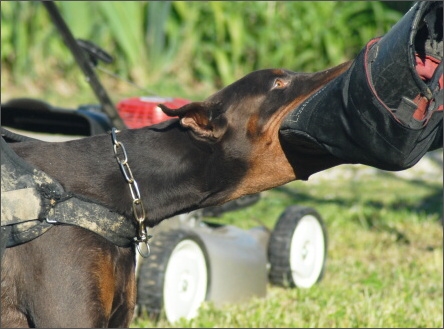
[159,102,227,142]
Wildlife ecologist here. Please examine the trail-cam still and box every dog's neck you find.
[11,121,246,226]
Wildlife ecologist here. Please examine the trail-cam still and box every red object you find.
[116,96,191,128]
[414,54,443,120]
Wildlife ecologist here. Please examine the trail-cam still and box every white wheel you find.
[268,206,327,288]
[136,229,209,323]
[288,214,326,288]
[163,239,208,323]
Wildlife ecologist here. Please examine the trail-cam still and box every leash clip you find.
[134,225,152,258]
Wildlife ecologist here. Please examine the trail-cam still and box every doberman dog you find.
[1,61,350,328]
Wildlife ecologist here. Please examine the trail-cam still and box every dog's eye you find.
[272,78,287,89]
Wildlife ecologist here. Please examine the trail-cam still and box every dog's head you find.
[159,61,351,200]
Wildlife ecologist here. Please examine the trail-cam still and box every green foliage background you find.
[1,1,410,96]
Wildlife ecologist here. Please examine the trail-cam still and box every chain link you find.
[111,128,151,257]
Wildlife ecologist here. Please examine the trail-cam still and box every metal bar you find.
[41,1,126,129]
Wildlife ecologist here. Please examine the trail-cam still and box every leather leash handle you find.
[41,1,126,130]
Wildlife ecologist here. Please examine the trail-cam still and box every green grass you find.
[132,163,443,328]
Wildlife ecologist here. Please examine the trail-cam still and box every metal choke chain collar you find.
[111,127,151,257]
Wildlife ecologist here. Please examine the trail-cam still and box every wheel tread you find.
[267,206,327,288]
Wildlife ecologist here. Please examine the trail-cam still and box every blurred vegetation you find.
[1,1,411,98]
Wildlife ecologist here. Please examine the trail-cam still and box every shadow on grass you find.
[375,170,442,218]
[274,179,441,246]
[273,173,442,224]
